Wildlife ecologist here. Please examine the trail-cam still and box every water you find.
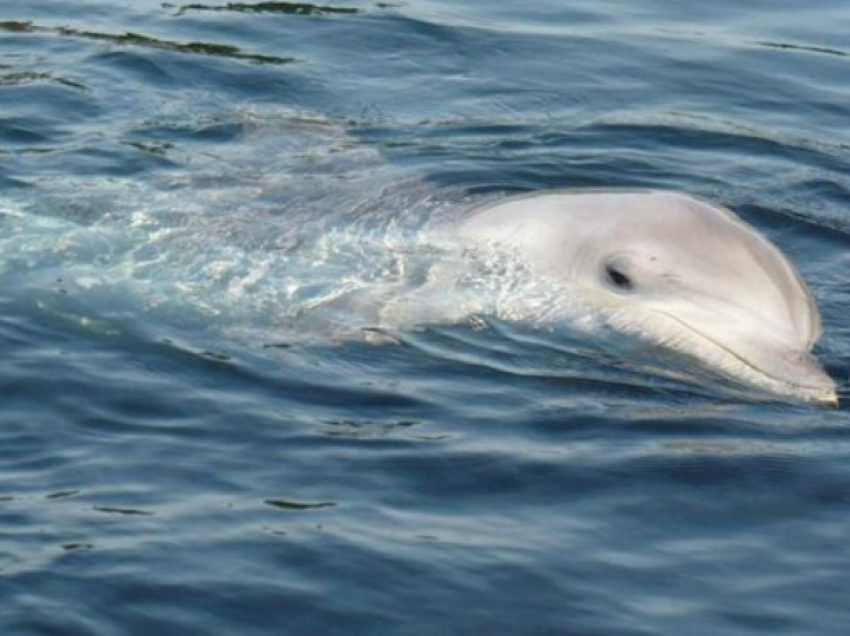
[1,1,849,634]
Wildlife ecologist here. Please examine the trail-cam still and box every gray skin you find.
[458,189,836,405]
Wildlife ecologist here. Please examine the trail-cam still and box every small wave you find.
[166,1,360,17]
[0,21,294,65]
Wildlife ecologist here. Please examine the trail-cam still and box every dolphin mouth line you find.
[651,309,835,402]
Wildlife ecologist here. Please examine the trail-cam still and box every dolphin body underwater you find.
[454,189,837,405]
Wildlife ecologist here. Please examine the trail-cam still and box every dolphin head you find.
[461,190,836,405]
[578,193,836,404]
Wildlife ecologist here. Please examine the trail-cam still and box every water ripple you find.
[0,20,294,64]
[167,1,361,17]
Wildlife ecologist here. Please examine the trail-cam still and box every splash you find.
[0,109,590,344]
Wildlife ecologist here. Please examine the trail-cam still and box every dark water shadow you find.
[166,1,360,17]
[756,40,849,59]
[0,21,293,65]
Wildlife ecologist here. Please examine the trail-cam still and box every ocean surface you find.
[1,1,849,634]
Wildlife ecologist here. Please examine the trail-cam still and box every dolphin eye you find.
[604,263,634,291]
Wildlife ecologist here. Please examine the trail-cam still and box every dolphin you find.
[457,189,837,405]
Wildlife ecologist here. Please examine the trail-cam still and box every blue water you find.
[1,1,849,634]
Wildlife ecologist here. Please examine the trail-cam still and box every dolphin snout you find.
[786,351,838,407]
[646,305,837,405]
[744,344,837,406]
